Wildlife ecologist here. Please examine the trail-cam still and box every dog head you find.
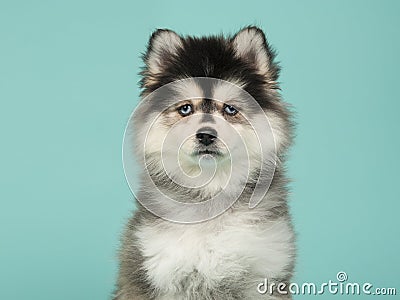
[131,27,292,199]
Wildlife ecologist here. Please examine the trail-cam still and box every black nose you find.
[196,127,217,146]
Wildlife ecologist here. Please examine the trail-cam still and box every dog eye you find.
[223,104,238,116]
[178,104,193,116]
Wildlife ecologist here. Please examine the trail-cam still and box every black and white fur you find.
[114,27,295,300]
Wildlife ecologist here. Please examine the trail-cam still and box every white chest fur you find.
[135,210,294,296]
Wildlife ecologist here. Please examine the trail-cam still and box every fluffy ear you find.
[144,29,183,75]
[232,27,278,80]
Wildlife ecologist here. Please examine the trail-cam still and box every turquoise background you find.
[1,0,399,299]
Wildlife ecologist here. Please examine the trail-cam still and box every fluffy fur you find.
[114,26,295,300]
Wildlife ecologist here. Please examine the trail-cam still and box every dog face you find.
[132,27,292,197]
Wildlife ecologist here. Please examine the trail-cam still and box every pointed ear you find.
[232,27,279,80]
[144,29,183,75]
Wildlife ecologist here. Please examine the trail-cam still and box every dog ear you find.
[232,26,279,80]
[144,29,183,76]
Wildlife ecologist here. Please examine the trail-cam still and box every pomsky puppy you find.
[114,26,295,300]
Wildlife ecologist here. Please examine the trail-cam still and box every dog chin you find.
[190,149,230,164]
[174,149,229,178]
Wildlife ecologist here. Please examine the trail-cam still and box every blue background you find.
[1,0,399,299]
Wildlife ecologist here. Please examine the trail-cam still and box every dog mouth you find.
[195,149,222,156]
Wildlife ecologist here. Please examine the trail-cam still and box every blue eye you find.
[178,104,193,116]
[224,104,238,116]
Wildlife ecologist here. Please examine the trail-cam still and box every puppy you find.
[114,26,295,300]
